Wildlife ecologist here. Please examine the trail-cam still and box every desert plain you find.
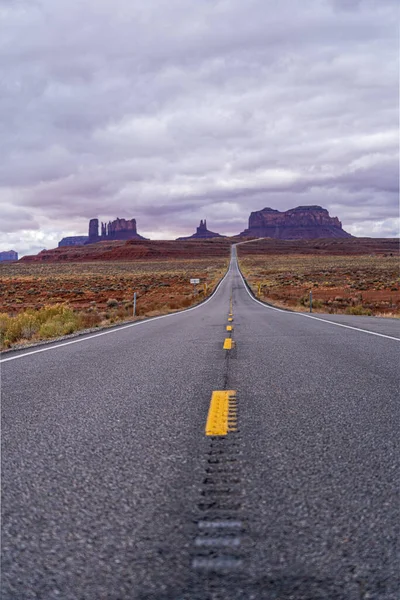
[238,237,399,316]
[1,237,399,349]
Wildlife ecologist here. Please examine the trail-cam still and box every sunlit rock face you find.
[239,206,352,239]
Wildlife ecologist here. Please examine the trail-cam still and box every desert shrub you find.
[62,320,78,335]
[80,312,102,328]
[107,298,118,308]
[0,313,11,336]
[0,304,84,347]
[2,318,23,343]
[299,296,323,309]
[116,307,127,319]
[39,319,65,338]
[19,313,40,339]
[345,305,372,316]
[312,299,324,309]
[0,312,39,343]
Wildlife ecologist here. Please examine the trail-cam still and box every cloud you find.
[0,0,398,255]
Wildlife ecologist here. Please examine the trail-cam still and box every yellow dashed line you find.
[223,338,233,350]
[205,391,237,436]
[226,325,233,331]
[228,317,233,322]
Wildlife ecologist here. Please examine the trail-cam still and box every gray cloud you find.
[0,0,398,254]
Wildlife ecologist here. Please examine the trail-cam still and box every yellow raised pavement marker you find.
[205,391,237,436]
[226,325,233,331]
[223,338,233,350]
[228,317,233,322]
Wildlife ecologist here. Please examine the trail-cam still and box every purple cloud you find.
[0,0,398,255]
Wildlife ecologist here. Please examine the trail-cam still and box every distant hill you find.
[20,239,232,262]
[0,250,18,262]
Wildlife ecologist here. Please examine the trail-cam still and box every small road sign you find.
[190,278,200,284]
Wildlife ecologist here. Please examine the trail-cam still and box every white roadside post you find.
[133,292,137,317]
[309,290,313,313]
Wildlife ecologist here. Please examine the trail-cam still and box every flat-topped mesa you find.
[176,219,225,241]
[240,205,351,239]
[0,250,18,262]
[87,217,147,244]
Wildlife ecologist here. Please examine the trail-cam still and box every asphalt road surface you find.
[2,248,399,600]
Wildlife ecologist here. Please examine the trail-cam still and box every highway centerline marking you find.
[205,391,237,436]
[226,325,233,331]
[223,338,233,350]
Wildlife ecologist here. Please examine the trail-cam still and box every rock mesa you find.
[87,217,147,244]
[239,206,351,239]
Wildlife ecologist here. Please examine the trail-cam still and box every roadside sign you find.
[190,278,200,284]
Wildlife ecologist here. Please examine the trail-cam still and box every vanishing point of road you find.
[2,247,399,599]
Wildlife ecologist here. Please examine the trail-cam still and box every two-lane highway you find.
[2,249,399,599]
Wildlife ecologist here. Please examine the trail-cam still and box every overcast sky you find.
[1,0,399,256]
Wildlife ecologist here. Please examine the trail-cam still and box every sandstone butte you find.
[176,219,225,241]
[87,217,148,243]
[20,206,360,263]
[239,206,351,239]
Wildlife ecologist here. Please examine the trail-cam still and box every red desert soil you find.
[20,238,233,262]
[3,240,231,319]
[237,238,400,316]
[5,237,399,318]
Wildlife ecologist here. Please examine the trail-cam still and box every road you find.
[1,248,399,599]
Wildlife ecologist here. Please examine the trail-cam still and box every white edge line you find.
[235,257,400,342]
[0,262,233,363]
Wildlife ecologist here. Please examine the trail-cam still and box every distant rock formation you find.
[87,217,147,244]
[0,250,18,261]
[176,219,224,241]
[239,206,351,239]
[58,236,88,247]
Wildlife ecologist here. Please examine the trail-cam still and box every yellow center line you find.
[226,325,233,331]
[228,317,233,322]
[205,391,237,436]
[223,338,233,350]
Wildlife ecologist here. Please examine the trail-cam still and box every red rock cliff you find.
[88,217,147,243]
[240,206,351,239]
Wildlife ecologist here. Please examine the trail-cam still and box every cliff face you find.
[87,217,147,243]
[240,206,351,239]
[176,219,224,240]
